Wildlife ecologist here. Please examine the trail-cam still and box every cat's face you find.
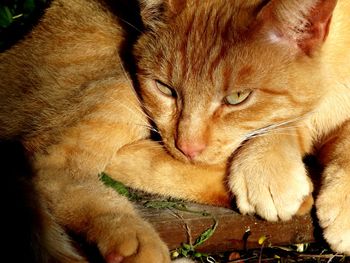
[135,0,333,165]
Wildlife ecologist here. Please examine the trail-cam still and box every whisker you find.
[99,88,159,170]
[123,97,156,123]
[258,124,306,133]
[131,140,163,146]
[118,17,143,33]
[143,126,159,133]
[115,55,156,125]
[117,102,150,125]
[122,122,158,133]
[244,111,314,140]
[246,132,299,140]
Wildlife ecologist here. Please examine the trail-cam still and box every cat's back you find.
[0,0,127,141]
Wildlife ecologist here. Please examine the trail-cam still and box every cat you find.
[134,0,350,255]
[1,0,349,262]
[0,0,229,262]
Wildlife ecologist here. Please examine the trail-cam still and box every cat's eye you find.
[224,90,252,106]
[154,80,176,97]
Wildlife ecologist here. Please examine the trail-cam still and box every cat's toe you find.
[323,227,350,255]
[270,165,313,221]
[317,182,350,255]
[95,214,171,263]
[229,172,257,216]
[120,233,170,263]
[229,157,312,222]
[106,252,124,263]
[319,206,350,255]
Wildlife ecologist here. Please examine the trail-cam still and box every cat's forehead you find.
[156,1,264,89]
[172,1,257,43]
[137,0,284,94]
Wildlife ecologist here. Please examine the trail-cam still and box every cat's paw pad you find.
[229,157,312,221]
[96,214,171,263]
[317,178,350,255]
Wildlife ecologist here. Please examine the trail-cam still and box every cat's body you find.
[135,0,350,254]
[0,0,228,262]
[1,0,350,261]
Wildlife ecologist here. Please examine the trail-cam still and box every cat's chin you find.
[181,156,227,166]
[191,157,228,166]
[166,146,228,166]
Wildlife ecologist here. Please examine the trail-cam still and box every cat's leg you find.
[33,148,171,263]
[228,132,313,221]
[105,139,230,207]
[316,120,350,255]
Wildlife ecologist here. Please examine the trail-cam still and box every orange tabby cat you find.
[0,0,229,262]
[1,0,349,261]
[134,0,350,255]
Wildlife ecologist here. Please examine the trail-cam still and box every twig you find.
[168,209,193,245]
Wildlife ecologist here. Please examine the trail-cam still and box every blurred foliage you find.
[0,0,49,51]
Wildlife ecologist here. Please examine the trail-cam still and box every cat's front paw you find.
[229,151,313,221]
[95,214,171,263]
[316,168,350,255]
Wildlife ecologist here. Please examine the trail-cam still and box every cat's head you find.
[134,0,337,165]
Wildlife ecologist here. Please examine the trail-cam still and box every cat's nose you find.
[177,140,207,160]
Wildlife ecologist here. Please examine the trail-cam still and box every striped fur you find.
[1,0,350,260]
[136,0,350,255]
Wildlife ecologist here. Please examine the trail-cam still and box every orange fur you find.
[1,0,350,260]
[0,0,226,262]
[135,0,350,255]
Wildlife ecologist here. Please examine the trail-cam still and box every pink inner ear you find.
[298,0,337,56]
[258,0,337,56]
[298,14,333,56]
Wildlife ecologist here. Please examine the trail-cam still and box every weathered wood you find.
[140,203,315,253]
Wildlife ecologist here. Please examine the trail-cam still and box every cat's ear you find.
[140,0,187,30]
[257,0,337,56]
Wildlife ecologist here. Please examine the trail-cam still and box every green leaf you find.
[193,220,218,249]
[99,172,131,198]
[99,172,141,201]
[0,6,13,28]
[182,243,192,251]
[180,247,189,257]
[173,219,218,262]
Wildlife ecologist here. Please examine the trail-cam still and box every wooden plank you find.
[140,202,315,252]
